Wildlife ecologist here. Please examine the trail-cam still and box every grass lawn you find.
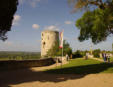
[110,58,113,62]
[45,58,113,74]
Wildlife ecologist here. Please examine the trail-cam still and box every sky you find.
[0,0,113,52]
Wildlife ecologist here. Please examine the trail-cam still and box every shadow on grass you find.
[45,63,113,74]
[0,63,113,87]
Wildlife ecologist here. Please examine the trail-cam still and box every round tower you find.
[41,30,59,57]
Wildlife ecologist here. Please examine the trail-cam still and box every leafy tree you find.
[68,0,113,11]
[47,40,72,57]
[0,0,18,41]
[93,49,101,58]
[73,50,83,58]
[76,8,113,44]
[112,43,113,52]
[62,40,72,56]
[69,0,113,44]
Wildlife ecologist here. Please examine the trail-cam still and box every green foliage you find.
[69,0,113,12]
[63,40,72,56]
[47,40,72,57]
[112,43,113,51]
[76,8,113,44]
[73,50,83,58]
[69,0,113,44]
[93,49,101,58]
[0,0,18,40]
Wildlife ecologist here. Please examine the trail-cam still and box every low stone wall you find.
[0,58,56,70]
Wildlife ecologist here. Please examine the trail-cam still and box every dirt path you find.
[0,62,113,87]
[10,74,113,87]
[89,57,104,62]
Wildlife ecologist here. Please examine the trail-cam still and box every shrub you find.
[93,49,101,58]
[72,50,83,58]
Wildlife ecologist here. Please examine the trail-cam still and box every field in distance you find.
[0,51,41,60]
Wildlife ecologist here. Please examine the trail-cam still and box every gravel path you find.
[0,62,113,87]
[89,57,104,62]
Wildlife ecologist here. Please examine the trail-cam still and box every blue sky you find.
[0,0,113,52]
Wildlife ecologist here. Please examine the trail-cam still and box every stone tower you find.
[41,30,59,57]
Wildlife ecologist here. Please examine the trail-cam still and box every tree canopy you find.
[47,40,72,57]
[0,0,18,41]
[69,0,113,11]
[69,0,113,44]
[76,8,113,44]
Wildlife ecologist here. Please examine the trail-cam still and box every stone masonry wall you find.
[41,30,59,57]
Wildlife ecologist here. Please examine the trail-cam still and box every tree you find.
[47,40,72,57]
[76,8,113,44]
[62,40,72,56]
[73,50,83,58]
[93,49,101,58]
[68,0,113,11]
[69,0,113,44]
[112,43,113,52]
[0,0,18,41]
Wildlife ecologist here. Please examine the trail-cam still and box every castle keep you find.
[41,30,59,57]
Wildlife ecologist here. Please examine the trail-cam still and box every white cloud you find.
[30,0,40,8]
[32,24,40,29]
[13,15,21,26]
[44,25,59,31]
[65,21,73,25]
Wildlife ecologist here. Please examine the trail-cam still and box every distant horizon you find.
[0,48,112,53]
[0,50,41,53]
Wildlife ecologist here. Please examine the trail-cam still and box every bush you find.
[72,50,83,58]
[93,49,101,58]
[47,40,72,57]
